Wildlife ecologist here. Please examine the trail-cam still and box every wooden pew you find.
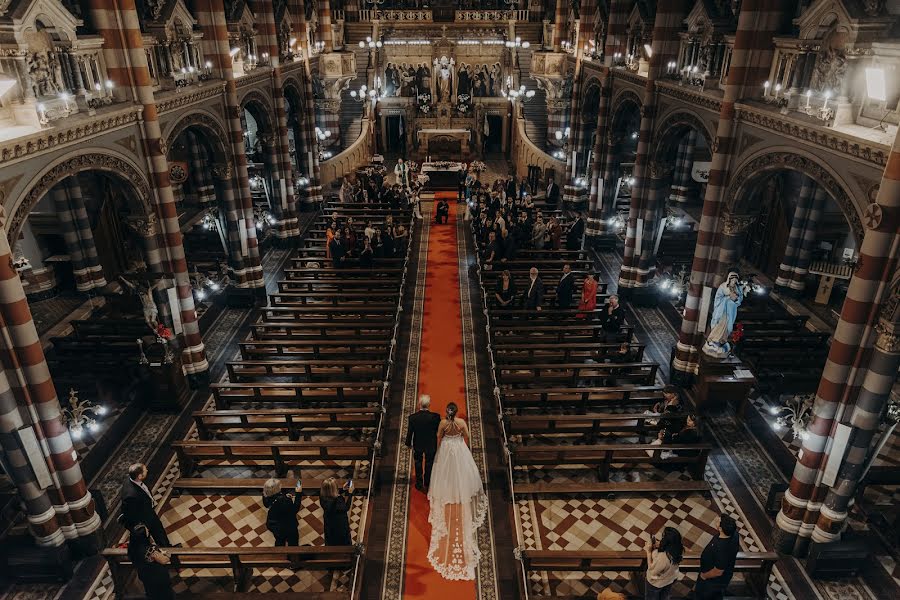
[192,407,381,440]
[172,439,371,476]
[226,359,386,382]
[261,306,398,321]
[491,324,635,344]
[171,477,369,495]
[500,385,664,413]
[268,290,401,306]
[520,550,778,600]
[284,267,405,279]
[102,546,356,599]
[504,412,689,443]
[509,442,713,480]
[496,362,659,386]
[514,479,711,496]
[489,305,612,322]
[239,339,392,360]
[276,279,400,292]
[492,343,645,363]
[250,321,396,339]
[211,382,382,409]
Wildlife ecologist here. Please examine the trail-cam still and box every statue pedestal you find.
[694,352,756,417]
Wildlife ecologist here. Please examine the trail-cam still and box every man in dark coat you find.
[556,263,575,309]
[329,231,346,268]
[405,394,441,491]
[121,463,171,547]
[546,177,560,206]
[566,212,586,250]
[524,267,545,312]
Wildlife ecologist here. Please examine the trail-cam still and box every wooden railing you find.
[511,114,566,183]
[318,117,372,188]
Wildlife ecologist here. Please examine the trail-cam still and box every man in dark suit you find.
[121,462,171,547]
[329,231,346,268]
[546,177,560,206]
[524,267,544,312]
[505,176,517,201]
[405,395,441,491]
[556,263,575,309]
[566,212,586,250]
[600,294,625,341]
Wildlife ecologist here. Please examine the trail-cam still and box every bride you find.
[427,402,487,580]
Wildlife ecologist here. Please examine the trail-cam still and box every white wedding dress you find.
[427,418,487,580]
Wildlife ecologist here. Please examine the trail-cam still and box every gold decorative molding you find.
[156,82,227,114]
[613,70,647,88]
[656,82,722,113]
[235,68,274,89]
[735,103,889,167]
[0,106,142,166]
[722,213,756,235]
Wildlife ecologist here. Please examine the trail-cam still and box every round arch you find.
[608,89,642,137]
[7,151,152,245]
[163,111,231,164]
[650,110,714,167]
[580,77,602,119]
[725,150,864,243]
[239,89,275,133]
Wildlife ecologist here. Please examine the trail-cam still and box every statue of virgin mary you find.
[702,271,744,358]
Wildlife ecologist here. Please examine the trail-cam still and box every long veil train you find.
[426,432,487,580]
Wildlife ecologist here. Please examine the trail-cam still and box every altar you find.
[420,160,466,190]
[416,128,472,159]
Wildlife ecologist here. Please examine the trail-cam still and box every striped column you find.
[564,0,598,207]
[253,0,301,239]
[317,0,334,53]
[672,0,788,382]
[604,0,629,65]
[194,0,264,290]
[89,0,207,378]
[776,125,900,556]
[775,178,825,293]
[586,71,612,238]
[668,130,697,204]
[0,224,101,549]
[52,178,106,293]
[618,0,688,291]
[551,0,569,52]
[187,132,216,204]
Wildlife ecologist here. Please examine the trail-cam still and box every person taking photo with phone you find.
[320,477,354,546]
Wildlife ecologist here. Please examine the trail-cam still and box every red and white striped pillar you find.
[551,0,568,52]
[775,125,900,556]
[618,0,688,292]
[672,0,789,382]
[89,0,207,379]
[586,70,612,239]
[604,0,629,67]
[52,178,107,293]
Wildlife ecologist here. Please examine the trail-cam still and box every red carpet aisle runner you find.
[401,193,476,600]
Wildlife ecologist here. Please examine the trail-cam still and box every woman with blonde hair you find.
[320,477,353,545]
[261,477,302,546]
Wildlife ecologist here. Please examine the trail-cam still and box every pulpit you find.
[694,352,756,417]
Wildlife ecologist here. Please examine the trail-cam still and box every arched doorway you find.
[573,80,601,181]
[241,94,280,239]
[601,91,642,231]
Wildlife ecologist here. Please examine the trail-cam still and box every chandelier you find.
[769,394,815,441]
[63,389,107,440]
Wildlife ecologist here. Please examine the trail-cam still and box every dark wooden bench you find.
[250,320,396,339]
[489,305,612,322]
[496,362,659,386]
[492,343,645,363]
[268,291,401,306]
[171,477,369,495]
[504,412,689,442]
[226,359,386,382]
[284,267,405,279]
[491,324,634,344]
[276,279,400,292]
[261,306,397,322]
[239,339,393,360]
[211,382,382,409]
[514,479,711,496]
[192,407,381,440]
[500,385,665,413]
[172,440,371,476]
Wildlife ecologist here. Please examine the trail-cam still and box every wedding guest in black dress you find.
[320,478,353,546]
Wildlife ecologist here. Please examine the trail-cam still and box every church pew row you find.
[499,386,665,413]
[225,359,386,382]
[496,362,659,386]
[172,440,371,478]
[489,304,612,323]
[268,290,401,306]
[513,480,711,496]
[520,550,777,600]
[102,546,357,599]
[509,442,712,481]
[171,478,369,496]
[284,267,405,279]
[276,279,401,292]
[491,324,634,344]
[250,321,396,339]
[211,382,382,409]
[492,343,645,363]
[504,412,689,443]
[239,340,393,360]
[261,306,398,322]
[192,408,381,441]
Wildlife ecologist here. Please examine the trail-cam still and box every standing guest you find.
[600,294,624,340]
[546,177,560,206]
[339,179,352,203]
[483,231,501,268]
[405,394,441,491]
[394,223,409,253]
[121,463,171,547]
[343,226,357,255]
[382,226,396,258]
[457,167,468,202]
[494,270,517,308]
[644,527,683,600]
[576,272,599,319]
[262,478,302,546]
[359,238,374,268]
[505,176,517,201]
[694,516,740,600]
[329,231,346,268]
[548,216,562,250]
[465,170,476,201]
[320,478,354,545]
[566,212,586,251]
[519,176,528,200]
[501,227,519,262]
[127,522,174,600]
[325,224,335,259]
[531,216,547,249]
[394,158,410,188]
[364,221,376,244]
[556,263,575,309]
[524,267,544,312]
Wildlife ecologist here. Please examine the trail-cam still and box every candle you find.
[805,90,811,108]
[774,83,782,99]
[823,90,831,110]
[763,80,770,97]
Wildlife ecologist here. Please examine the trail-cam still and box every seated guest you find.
[127,522,174,600]
[670,414,701,447]
[576,272,599,318]
[556,263,575,309]
[695,515,740,600]
[494,270,517,308]
[523,267,544,312]
[435,198,450,224]
[320,477,354,546]
[364,221,376,244]
[599,294,624,340]
[262,478,302,546]
[359,238,374,268]
[329,231,346,268]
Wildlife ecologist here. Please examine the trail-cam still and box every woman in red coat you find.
[577,273,599,319]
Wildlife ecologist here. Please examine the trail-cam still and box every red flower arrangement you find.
[730,322,744,344]
[156,323,173,340]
